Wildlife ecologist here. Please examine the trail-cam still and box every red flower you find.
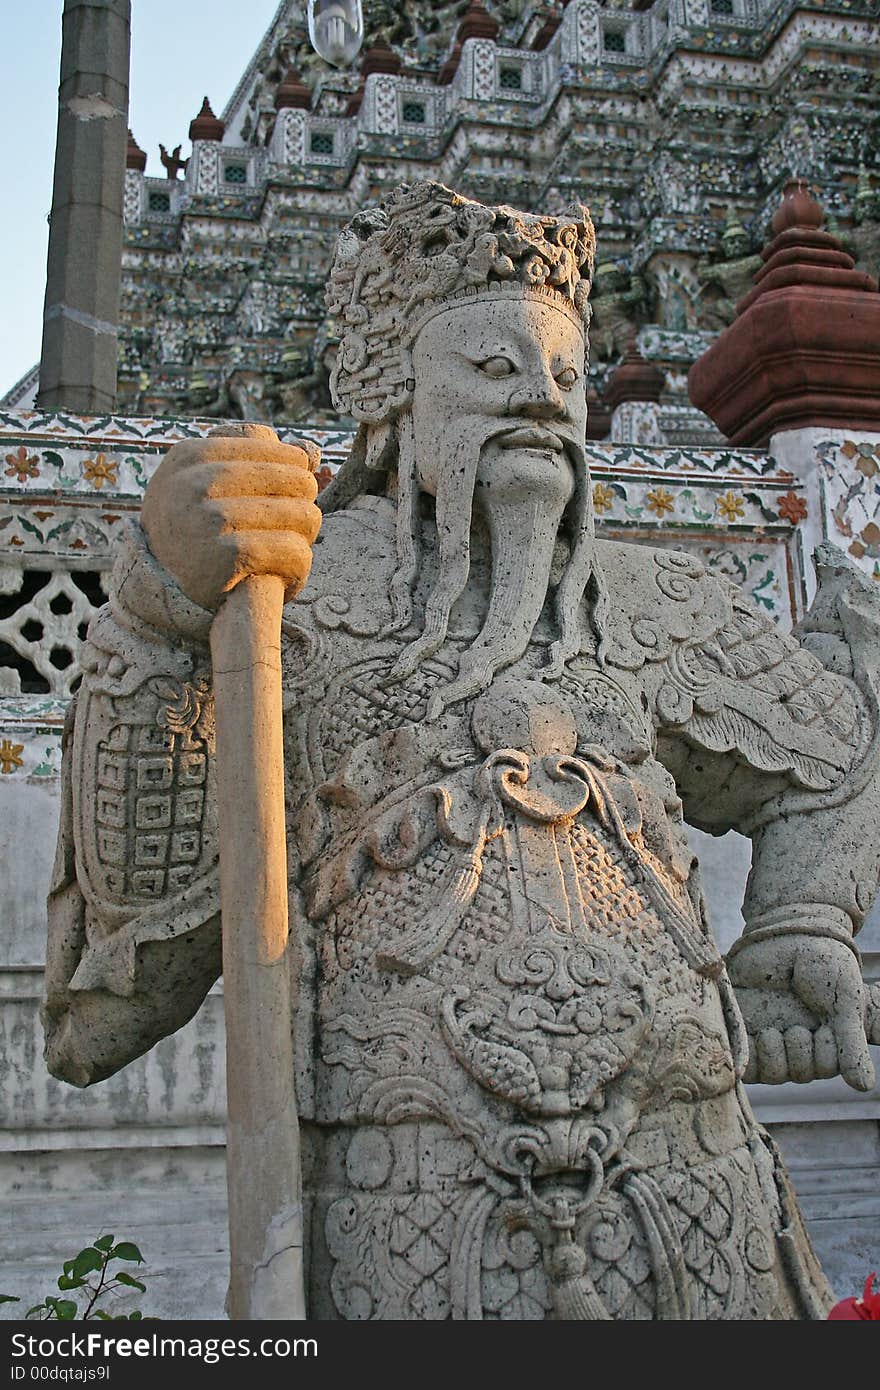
[777,490,808,525]
[4,445,40,483]
[827,1272,880,1320]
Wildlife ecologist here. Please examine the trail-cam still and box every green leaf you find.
[94,1234,115,1252]
[115,1273,146,1292]
[0,1295,20,1304]
[54,1300,78,1321]
[112,1243,144,1264]
[128,1311,143,1321]
[57,1275,84,1290]
[91,1310,112,1321]
[25,1304,44,1318]
[62,1260,75,1275]
[72,1248,104,1280]
[743,491,779,524]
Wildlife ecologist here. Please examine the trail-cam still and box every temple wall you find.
[1,409,877,1317]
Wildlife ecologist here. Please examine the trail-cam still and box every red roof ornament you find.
[314,464,335,494]
[533,16,563,50]
[440,0,500,79]
[585,386,611,440]
[274,66,312,111]
[604,335,664,412]
[189,97,225,143]
[457,1,500,43]
[770,178,824,235]
[689,179,880,445]
[126,128,147,172]
[346,83,365,115]
[437,45,463,84]
[360,37,402,77]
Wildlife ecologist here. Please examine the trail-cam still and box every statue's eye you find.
[555,366,579,390]
[477,356,515,378]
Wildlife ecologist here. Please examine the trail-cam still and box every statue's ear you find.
[364,420,395,472]
[319,422,396,514]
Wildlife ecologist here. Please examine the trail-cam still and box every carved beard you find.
[384,417,604,719]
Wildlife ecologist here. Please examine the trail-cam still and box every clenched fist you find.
[141,423,322,611]
[729,932,880,1091]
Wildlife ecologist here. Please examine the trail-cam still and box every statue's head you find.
[322,182,602,715]
[591,261,627,297]
[721,210,751,262]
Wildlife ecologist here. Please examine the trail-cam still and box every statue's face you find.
[410,296,586,512]
[592,264,624,296]
[722,229,750,260]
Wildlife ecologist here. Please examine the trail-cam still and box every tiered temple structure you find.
[1,0,879,1320]
[4,0,880,441]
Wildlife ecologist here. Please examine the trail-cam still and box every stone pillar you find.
[37,0,131,415]
[689,179,880,599]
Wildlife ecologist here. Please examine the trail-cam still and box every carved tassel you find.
[548,1237,611,1321]
[376,832,487,976]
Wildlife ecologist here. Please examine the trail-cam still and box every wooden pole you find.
[209,437,307,1320]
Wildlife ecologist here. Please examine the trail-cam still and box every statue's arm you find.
[656,546,880,1088]
[729,790,880,1092]
[43,427,320,1088]
[42,523,223,1086]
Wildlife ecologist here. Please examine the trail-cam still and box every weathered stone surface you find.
[44,183,880,1320]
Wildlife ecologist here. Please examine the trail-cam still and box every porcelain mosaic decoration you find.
[7,0,876,452]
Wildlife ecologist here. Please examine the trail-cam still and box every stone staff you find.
[207,424,317,1320]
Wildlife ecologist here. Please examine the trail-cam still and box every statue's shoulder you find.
[595,536,732,670]
[596,538,865,792]
[292,495,397,631]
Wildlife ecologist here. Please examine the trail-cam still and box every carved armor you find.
[43,503,880,1319]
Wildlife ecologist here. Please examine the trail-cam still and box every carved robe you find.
[43,497,880,1320]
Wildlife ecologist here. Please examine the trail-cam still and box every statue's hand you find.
[141,424,321,611]
[728,933,877,1092]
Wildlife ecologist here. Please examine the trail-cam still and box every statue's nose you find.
[508,373,566,419]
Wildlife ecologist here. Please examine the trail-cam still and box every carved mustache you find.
[484,424,586,477]
[494,425,566,452]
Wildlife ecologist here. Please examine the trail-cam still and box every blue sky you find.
[0,1,283,398]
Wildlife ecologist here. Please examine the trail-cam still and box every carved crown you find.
[327,181,596,423]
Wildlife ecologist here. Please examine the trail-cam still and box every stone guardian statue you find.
[43,182,880,1320]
